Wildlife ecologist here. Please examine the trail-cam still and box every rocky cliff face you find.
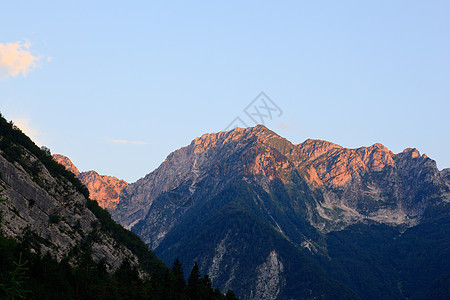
[52,154,128,210]
[293,141,446,231]
[112,125,449,299]
[78,171,128,210]
[441,168,450,182]
[0,152,136,272]
[0,119,163,275]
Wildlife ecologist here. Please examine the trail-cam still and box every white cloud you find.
[108,139,149,145]
[0,40,40,79]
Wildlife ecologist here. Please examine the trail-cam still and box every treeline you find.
[315,221,450,300]
[0,234,237,299]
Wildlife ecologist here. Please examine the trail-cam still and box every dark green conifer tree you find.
[172,257,186,294]
[187,262,201,299]
[225,289,238,300]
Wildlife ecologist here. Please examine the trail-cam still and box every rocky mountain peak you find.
[52,153,80,176]
[53,154,128,210]
[296,139,342,160]
[78,170,128,210]
[292,140,395,187]
[192,125,274,154]
[402,147,421,158]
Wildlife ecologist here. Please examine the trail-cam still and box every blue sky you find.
[1,1,449,182]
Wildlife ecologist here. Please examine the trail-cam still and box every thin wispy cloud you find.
[14,118,43,145]
[278,120,300,131]
[108,139,149,145]
[0,40,40,79]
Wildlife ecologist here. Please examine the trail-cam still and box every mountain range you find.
[0,114,235,299]
[112,125,450,299]
[51,125,450,299]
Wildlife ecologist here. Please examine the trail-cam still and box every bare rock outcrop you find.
[52,153,80,176]
[53,154,128,210]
